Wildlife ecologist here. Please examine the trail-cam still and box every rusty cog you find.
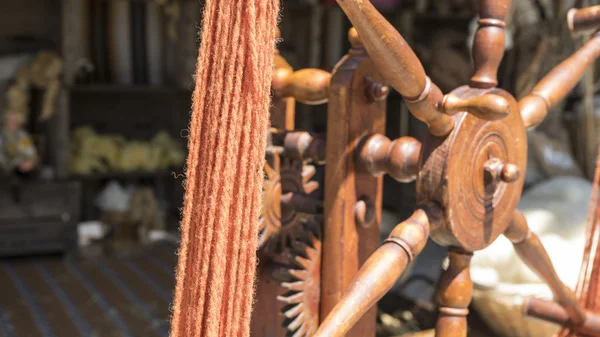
[258,148,319,254]
[275,223,322,337]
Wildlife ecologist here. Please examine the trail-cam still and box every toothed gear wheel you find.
[259,149,319,253]
[275,223,321,337]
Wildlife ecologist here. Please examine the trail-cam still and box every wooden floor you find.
[0,241,178,337]
[0,239,499,337]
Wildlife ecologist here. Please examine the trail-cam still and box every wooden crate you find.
[0,180,81,256]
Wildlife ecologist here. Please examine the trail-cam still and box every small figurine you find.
[0,110,38,174]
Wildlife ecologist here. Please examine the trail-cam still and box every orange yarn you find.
[169,1,280,336]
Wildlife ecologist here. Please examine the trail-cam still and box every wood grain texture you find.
[335,0,454,136]
[320,31,386,337]
[470,0,510,88]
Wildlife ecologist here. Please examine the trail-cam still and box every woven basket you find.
[471,282,560,337]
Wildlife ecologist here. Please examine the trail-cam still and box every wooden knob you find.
[568,5,600,36]
[484,158,520,185]
[442,93,509,121]
[501,163,519,183]
[358,134,421,183]
[348,27,363,49]
[272,68,332,105]
[365,76,389,102]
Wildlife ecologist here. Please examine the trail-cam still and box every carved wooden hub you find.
[419,86,527,251]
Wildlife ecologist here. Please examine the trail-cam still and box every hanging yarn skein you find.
[170,0,280,337]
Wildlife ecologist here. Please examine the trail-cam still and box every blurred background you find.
[0,0,598,336]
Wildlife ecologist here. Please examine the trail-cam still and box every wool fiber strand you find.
[170,0,280,336]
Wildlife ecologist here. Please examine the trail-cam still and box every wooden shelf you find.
[69,84,192,95]
[70,170,181,181]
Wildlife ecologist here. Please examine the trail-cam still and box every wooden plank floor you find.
[0,241,178,337]
[0,239,499,337]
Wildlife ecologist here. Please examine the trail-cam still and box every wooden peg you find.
[442,93,510,121]
[470,0,511,88]
[357,134,421,183]
[335,0,454,137]
[272,68,332,105]
[365,76,389,102]
[483,158,520,185]
[520,33,600,129]
[348,27,364,50]
[568,5,600,36]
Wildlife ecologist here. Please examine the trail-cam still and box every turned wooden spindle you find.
[335,0,454,137]
[272,32,296,130]
[568,5,600,36]
[357,134,421,183]
[524,298,600,335]
[470,0,510,88]
[442,93,510,121]
[504,210,586,325]
[519,32,600,129]
[272,67,332,105]
[435,249,473,337]
[272,26,331,105]
[312,207,437,337]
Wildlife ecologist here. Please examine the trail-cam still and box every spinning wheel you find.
[308,1,600,337]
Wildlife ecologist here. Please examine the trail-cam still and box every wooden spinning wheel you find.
[306,2,600,337]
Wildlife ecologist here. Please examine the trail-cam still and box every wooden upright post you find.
[320,28,387,337]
